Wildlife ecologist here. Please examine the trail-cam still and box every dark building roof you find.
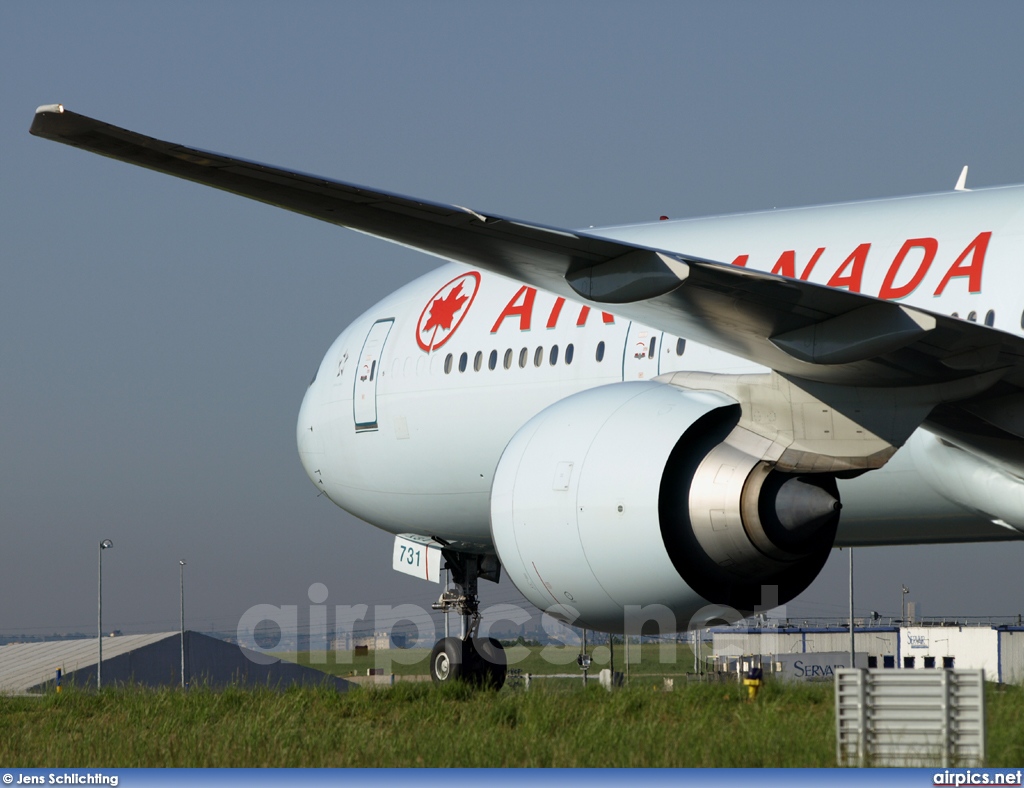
[0,631,350,695]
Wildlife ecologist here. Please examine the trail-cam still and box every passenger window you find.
[984,310,995,327]
[967,311,977,322]
[676,338,686,355]
[489,350,498,370]
[534,346,543,367]
[459,352,468,373]
[519,348,528,368]
[504,349,513,370]
[444,354,453,374]
[648,337,657,358]
[952,312,959,319]
[369,360,376,381]
[549,345,559,365]
[565,343,574,365]
[596,341,605,362]
[474,351,483,371]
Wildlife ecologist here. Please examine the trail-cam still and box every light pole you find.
[901,584,910,624]
[97,539,113,689]
[849,548,855,668]
[179,559,187,689]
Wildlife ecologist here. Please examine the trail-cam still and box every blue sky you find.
[3,2,1024,637]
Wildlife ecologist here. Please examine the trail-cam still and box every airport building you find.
[711,624,1024,683]
[331,630,411,651]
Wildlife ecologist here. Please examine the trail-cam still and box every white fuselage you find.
[297,186,1024,552]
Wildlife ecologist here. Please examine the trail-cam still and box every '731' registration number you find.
[391,535,442,583]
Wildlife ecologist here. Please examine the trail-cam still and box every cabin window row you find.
[442,341,609,374]
[440,337,687,375]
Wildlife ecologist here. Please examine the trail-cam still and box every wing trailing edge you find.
[30,105,1024,410]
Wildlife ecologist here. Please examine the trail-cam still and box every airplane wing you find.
[29,105,1024,430]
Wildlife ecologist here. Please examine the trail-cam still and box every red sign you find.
[416,271,481,353]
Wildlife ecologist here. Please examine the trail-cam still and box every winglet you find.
[954,165,970,192]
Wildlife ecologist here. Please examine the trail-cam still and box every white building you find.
[711,625,1024,683]
[335,631,410,651]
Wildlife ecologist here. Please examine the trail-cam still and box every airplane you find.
[30,104,1024,688]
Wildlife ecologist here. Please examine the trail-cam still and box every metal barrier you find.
[835,668,985,767]
[507,671,582,690]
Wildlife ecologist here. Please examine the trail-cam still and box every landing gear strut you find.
[429,551,506,689]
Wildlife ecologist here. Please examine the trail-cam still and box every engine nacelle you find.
[490,381,840,632]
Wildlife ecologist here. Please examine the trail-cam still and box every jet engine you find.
[489,381,841,632]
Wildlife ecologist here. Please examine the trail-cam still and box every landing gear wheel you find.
[472,637,507,690]
[430,637,466,685]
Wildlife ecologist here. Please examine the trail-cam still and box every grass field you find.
[2,657,1023,767]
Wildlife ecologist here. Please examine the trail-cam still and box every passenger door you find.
[353,319,394,431]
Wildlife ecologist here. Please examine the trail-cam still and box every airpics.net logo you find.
[934,771,1023,786]
[234,582,786,670]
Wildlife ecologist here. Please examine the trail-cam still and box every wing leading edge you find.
[30,105,1024,408]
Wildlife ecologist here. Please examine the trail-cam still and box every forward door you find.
[353,318,394,431]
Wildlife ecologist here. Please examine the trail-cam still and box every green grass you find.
[987,683,1024,765]
[2,679,1022,767]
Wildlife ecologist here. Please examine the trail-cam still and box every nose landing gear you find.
[430,551,507,689]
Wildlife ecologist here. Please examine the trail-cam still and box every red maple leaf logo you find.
[415,272,480,353]
[422,282,469,334]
